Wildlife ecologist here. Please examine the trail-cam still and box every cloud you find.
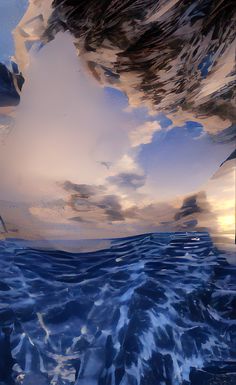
[61,181,125,222]
[1,2,234,245]
[43,0,236,133]
[62,181,105,198]
[174,194,205,221]
[174,191,215,231]
[129,121,162,147]
[107,172,146,190]
[12,0,236,135]
[98,195,124,221]
[1,32,131,199]
[69,216,90,223]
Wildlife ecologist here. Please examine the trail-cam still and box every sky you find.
[0,0,235,244]
[103,84,234,202]
[0,0,28,63]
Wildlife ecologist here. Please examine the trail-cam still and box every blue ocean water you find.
[0,232,235,385]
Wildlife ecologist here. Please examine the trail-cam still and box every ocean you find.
[0,232,235,385]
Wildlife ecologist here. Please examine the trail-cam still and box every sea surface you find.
[0,232,235,385]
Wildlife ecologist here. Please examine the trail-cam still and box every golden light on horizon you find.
[217,214,235,232]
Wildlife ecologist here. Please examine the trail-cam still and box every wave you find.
[0,232,235,384]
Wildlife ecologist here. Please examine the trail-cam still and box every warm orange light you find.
[218,214,235,231]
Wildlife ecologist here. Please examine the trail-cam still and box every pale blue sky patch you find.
[0,0,28,64]
[138,124,235,199]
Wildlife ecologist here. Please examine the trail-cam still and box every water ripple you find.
[0,232,235,384]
